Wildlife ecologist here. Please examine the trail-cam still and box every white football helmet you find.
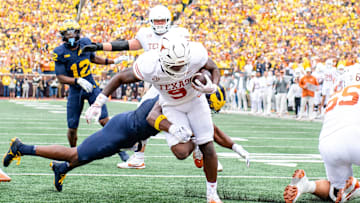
[337,64,345,75]
[159,34,190,79]
[149,5,171,34]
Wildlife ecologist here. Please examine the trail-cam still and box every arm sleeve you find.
[55,61,66,76]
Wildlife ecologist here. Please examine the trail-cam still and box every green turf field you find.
[0,99,359,203]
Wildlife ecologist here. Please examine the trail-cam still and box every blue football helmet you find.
[206,85,226,113]
[59,19,81,48]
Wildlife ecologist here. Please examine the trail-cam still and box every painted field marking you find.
[6,173,328,180]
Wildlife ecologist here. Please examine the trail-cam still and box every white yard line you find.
[6,173,328,180]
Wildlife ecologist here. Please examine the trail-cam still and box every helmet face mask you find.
[159,35,190,80]
[60,20,81,48]
[149,5,171,34]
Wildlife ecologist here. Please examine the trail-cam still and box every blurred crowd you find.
[0,0,360,106]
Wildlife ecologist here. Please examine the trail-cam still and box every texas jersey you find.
[135,26,190,52]
[53,38,96,92]
[320,84,360,141]
[133,42,208,106]
[321,67,337,96]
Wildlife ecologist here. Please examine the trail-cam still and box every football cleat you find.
[50,161,67,192]
[3,137,22,167]
[207,191,223,203]
[283,169,312,203]
[0,168,11,182]
[117,155,145,169]
[193,145,203,168]
[336,176,360,203]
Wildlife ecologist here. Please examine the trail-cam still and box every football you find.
[191,69,211,85]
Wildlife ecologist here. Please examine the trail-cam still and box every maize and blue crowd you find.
[0,0,360,118]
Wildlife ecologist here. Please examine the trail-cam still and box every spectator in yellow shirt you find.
[2,75,11,97]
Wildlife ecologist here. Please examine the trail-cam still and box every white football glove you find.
[192,74,217,94]
[77,78,93,93]
[114,55,129,64]
[169,125,192,143]
[85,93,108,124]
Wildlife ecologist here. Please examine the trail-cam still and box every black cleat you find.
[50,161,67,192]
[3,137,22,167]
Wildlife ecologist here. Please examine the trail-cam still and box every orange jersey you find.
[299,75,319,97]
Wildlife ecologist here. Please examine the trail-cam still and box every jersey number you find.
[168,88,187,99]
[70,59,91,78]
[325,85,360,113]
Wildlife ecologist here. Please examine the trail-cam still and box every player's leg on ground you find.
[283,169,316,203]
[336,176,360,203]
[320,127,360,202]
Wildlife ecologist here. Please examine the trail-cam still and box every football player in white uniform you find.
[262,70,275,116]
[247,71,263,114]
[320,59,337,113]
[80,5,190,169]
[283,70,360,203]
[85,34,223,203]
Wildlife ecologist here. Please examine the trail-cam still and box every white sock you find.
[307,181,316,193]
[134,152,144,159]
[206,181,217,194]
[232,144,247,156]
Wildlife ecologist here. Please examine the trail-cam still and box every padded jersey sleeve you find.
[189,42,208,68]
[132,51,157,83]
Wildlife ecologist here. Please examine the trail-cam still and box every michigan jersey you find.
[320,84,360,141]
[133,42,208,106]
[135,26,190,52]
[53,37,97,91]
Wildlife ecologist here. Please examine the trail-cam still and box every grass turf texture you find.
[1,99,359,202]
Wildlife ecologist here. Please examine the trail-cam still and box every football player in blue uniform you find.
[52,20,127,148]
[3,87,249,193]
[2,96,192,192]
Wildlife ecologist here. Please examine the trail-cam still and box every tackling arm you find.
[146,101,172,132]
[101,67,140,97]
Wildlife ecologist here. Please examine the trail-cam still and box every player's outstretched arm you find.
[102,67,140,97]
[80,39,142,53]
[146,101,192,143]
[85,68,140,123]
[91,55,129,65]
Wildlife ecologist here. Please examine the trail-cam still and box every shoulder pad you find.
[189,42,208,66]
[52,46,65,62]
[133,51,158,81]
[79,37,92,45]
